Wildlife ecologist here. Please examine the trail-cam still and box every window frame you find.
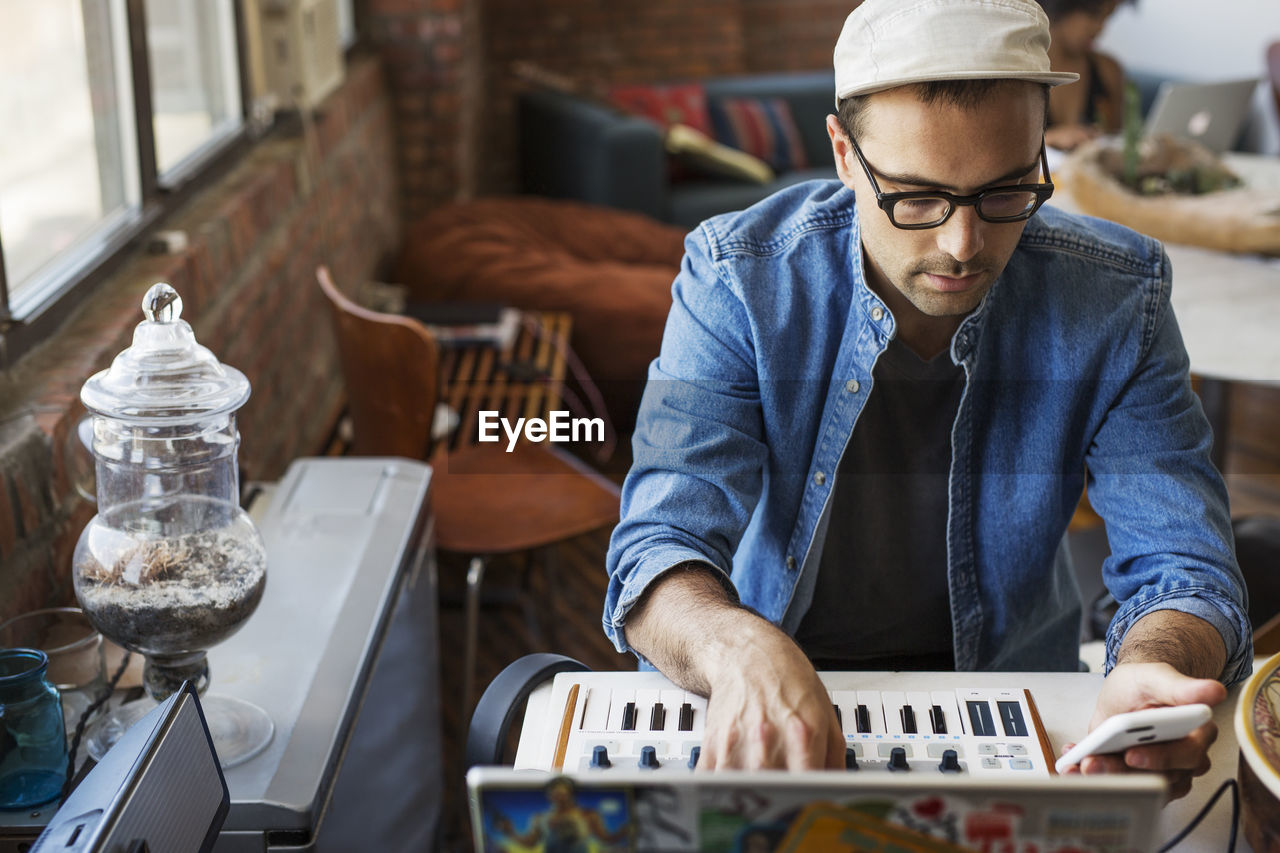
[0,0,257,369]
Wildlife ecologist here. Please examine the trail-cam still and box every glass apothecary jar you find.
[72,283,271,766]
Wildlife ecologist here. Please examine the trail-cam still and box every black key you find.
[650,702,666,731]
[845,747,859,770]
[687,746,701,769]
[900,705,917,734]
[833,704,843,728]
[622,701,637,731]
[855,704,871,733]
[678,703,694,732]
[930,705,947,734]
[966,701,996,737]
[998,701,1028,737]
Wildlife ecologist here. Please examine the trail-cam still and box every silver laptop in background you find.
[1143,78,1260,154]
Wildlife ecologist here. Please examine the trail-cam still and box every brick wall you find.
[367,0,858,212]
[0,56,400,624]
[741,0,857,72]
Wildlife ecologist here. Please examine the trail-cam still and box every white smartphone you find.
[1054,703,1213,774]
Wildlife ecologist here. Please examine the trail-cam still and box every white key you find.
[580,687,612,732]
[831,690,860,736]
[607,688,637,732]
[882,691,910,735]
[856,690,886,734]
[635,688,662,732]
[661,689,683,735]
[930,690,960,736]
[905,692,932,734]
[680,691,707,735]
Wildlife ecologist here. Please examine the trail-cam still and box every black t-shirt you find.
[794,336,965,671]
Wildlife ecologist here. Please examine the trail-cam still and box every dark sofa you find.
[519,71,840,230]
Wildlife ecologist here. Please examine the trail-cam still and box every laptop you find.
[467,766,1166,852]
[1142,78,1259,154]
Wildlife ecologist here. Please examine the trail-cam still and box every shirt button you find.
[845,378,860,394]
[871,306,884,322]
[814,471,826,485]
[786,555,797,571]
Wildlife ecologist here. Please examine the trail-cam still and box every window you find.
[146,0,243,178]
[0,0,140,320]
[0,0,248,364]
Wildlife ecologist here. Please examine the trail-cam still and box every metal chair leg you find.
[463,555,488,730]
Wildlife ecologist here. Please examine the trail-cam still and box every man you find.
[603,0,1250,799]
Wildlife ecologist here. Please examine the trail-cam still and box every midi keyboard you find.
[515,671,1057,778]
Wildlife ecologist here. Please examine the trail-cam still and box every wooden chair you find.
[317,267,621,721]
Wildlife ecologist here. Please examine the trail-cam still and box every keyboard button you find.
[1010,758,1034,770]
[981,757,1002,769]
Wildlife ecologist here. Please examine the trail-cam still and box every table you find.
[512,669,1257,851]
[1050,152,1280,470]
[0,457,442,852]
[439,310,573,449]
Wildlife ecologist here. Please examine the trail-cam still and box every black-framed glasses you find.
[850,138,1055,230]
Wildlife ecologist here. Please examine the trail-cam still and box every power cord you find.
[1157,777,1238,853]
[61,650,133,801]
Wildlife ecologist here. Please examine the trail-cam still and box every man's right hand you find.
[623,564,845,771]
[698,618,846,770]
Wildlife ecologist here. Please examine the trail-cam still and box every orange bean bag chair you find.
[393,197,687,431]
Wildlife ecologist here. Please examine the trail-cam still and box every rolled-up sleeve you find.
[603,228,769,655]
[1086,249,1251,685]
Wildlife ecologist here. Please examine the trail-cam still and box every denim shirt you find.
[604,179,1251,685]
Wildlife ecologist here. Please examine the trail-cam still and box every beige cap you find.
[834,0,1079,106]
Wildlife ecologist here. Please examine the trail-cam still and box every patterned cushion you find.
[708,96,809,172]
[608,83,713,136]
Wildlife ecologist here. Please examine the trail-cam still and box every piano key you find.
[635,688,661,731]
[661,690,683,735]
[929,704,947,734]
[856,691,886,733]
[678,703,695,732]
[882,691,908,734]
[830,691,860,736]
[856,704,871,734]
[900,704,917,733]
[649,702,666,731]
[932,691,961,735]
[833,703,843,728]
[998,700,1028,737]
[606,689,636,732]
[580,687,611,732]
[906,692,933,734]
[622,701,637,731]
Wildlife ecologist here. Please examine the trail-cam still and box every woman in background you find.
[1039,0,1131,150]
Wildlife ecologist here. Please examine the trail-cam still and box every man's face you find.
[827,83,1045,331]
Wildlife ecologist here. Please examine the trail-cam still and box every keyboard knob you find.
[590,745,611,769]
[938,749,962,773]
[887,746,910,772]
[639,745,661,770]
[687,746,701,769]
[845,747,859,771]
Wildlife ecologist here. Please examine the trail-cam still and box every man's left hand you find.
[1059,661,1226,800]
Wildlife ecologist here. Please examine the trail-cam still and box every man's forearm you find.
[1115,609,1228,680]
[624,563,774,696]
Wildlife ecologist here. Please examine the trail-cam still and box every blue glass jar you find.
[0,648,68,809]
